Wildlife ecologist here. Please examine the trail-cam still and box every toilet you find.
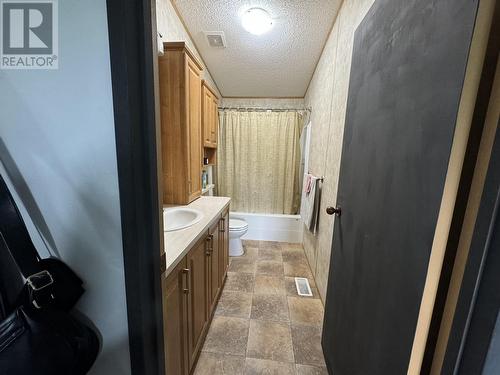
[228,218,249,256]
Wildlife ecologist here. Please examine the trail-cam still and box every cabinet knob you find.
[326,206,342,216]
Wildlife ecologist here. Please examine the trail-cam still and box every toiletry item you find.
[202,172,207,189]
[203,157,209,165]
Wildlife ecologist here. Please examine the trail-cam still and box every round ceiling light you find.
[241,8,273,35]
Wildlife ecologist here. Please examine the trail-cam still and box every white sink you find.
[164,207,203,232]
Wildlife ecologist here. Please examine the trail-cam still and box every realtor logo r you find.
[1,0,58,69]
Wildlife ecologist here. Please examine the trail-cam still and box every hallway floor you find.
[194,240,327,375]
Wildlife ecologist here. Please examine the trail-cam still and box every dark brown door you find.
[208,221,220,313]
[162,258,188,375]
[321,0,479,374]
[186,236,208,370]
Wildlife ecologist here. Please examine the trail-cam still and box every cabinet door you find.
[210,96,218,146]
[218,213,227,286]
[203,88,212,146]
[186,236,208,370]
[223,210,229,277]
[162,258,189,375]
[187,58,202,202]
[208,221,220,313]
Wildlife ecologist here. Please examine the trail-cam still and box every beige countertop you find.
[164,196,231,276]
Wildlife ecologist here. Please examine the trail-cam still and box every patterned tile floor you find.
[194,240,327,375]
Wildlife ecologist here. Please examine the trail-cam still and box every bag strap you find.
[0,175,54,308]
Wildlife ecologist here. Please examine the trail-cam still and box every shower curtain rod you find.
[219,107,312,112]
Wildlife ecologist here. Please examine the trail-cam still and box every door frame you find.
[442,118,499,374]
[421,2,500,372]
[106,0,165,374]
[435,8,500,371]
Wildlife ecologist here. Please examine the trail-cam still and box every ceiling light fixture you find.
[241,8,273,35]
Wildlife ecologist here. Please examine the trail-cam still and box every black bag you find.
[0,307,100,375]
[0,175,84,311]
[0,175,100,374]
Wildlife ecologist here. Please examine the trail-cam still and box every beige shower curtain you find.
[217,110,302,214]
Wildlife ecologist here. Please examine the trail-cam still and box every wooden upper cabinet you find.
[159,42,203,204]
[187,59,202,202]
[201,81,219,148]
[211,95,219,146]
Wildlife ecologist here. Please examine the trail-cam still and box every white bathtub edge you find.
[230,211,304,243]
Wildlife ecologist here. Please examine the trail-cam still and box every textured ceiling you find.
[173,0,342,97]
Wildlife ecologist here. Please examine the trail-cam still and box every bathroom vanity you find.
[162,196,230,375]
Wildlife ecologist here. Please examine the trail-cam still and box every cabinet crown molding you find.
[161,41,204,72]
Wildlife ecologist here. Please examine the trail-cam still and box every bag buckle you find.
[27,270,54,292]
[27,270,55,309]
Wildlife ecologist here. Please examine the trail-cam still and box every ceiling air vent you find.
[204,31,226,48]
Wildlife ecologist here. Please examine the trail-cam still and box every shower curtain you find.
[217,109,302,214]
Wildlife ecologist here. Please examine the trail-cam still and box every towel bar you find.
[307,172,324,182]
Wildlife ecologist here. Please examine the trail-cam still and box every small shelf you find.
[202,184,215,194]
[204,147,217,166]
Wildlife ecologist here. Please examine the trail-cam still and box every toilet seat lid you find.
[229,219,248,230]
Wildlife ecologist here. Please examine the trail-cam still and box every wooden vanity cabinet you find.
[201,81,219,148]
[186,236,209,369]
[159,42,203,204]
[162,207,230,375]
[163,258,189,375]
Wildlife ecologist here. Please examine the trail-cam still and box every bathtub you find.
[230,211,303,243]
